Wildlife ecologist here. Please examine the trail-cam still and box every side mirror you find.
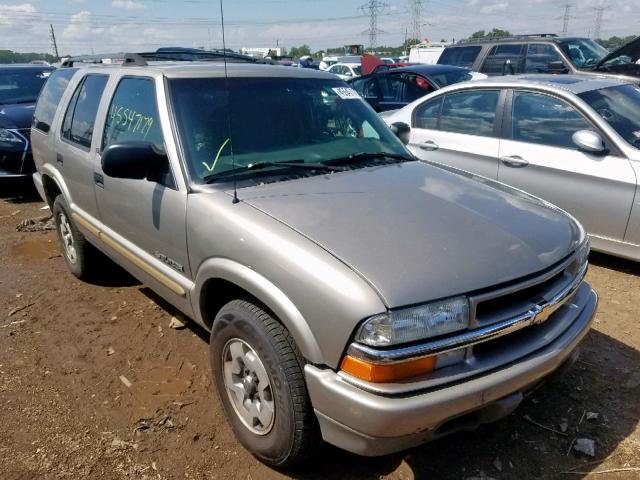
[548,61,569,74]
[101,141,167,179]
[572,130,606,154]
[344,71,353,77]
[390,122,411,145]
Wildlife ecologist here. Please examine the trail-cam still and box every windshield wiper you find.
[323,151,414,166]
[203,160,343,184]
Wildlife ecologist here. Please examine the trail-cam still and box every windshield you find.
[579,85,640,149]
[168,77,408,183]
[559,39,609,69]
[429,69,473,87]
[352,66,362,76]
[0,68,51,105]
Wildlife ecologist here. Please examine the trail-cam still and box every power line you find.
[592,3,606,39]
[561,3,572,35]
[360,0,387,51]
[408,0,423,43]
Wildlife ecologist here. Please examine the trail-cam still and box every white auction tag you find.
[332,87,360,99]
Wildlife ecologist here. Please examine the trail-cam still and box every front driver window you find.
[525,44,565,73]
[512,91,592,149]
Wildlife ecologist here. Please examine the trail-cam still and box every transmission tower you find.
[360,0,387,51]
[408,0,424,44]
[49,24,59,60]
[592,4,605,39]
[561,4,571,35]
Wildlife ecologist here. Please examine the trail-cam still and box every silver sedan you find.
[383,74,640,261]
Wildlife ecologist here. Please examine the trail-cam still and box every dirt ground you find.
[0,181,638,480]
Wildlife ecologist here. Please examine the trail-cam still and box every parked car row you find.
[24,46,600,469]
[382,73,640,261]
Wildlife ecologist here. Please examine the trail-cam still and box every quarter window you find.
[437,46,482,68]
[524,44,565,73]
[440,90,499,136]
[413,98,442,129]
[33,68,77,133]
[61,74,108,149]
[511,91,592,149]
[481,44,525,75]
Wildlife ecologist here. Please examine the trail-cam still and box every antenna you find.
[218,0,239,204]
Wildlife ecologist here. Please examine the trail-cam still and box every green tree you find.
[0,50,57,64]
[288,44,311,58]
[597,35,635,50]
[470,28,512,39]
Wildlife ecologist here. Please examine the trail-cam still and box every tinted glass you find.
[168,77,408,183]
[579,85,640,149]
[512,91,591,148]
[400,74,435,102]
[524,44,565,73]
[437,46,482,68]
[559,39,609,69]
[353,66,362,76]
[103,77,163,149]
[413,98,441,129]
[440,90,499,135]
[428,69,473,88]
[62,75,108,148]
[0,68,51,105]
[33,68,77,133]
[481,44,524,75]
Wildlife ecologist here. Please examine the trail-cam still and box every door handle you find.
[500,155,529,168]
[94,172,104,188]
[56,153,63,165]
[419,140,439,151]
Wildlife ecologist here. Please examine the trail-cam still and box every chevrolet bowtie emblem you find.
[530,302,561,325]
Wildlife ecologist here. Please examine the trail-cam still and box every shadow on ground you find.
[589,251,640,277]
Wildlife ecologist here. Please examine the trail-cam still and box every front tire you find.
[210,299,321,467]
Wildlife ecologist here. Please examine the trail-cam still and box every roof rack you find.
[122,48,257,66]
[456,33,559,44]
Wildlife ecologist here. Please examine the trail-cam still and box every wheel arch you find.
[40,167,70,208]
[193,258,325,365]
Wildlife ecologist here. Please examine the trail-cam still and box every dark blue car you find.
[0,65,54,178]
[348,64,474,112]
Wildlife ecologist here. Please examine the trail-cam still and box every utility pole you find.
[561,4,571,35]
[408,0,424,45]
[49,24,60,60]
[359,0,387,52]
[592,5,604,39]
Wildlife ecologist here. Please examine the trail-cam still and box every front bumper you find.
[305,282,597,456]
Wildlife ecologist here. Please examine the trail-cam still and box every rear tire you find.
[52,195,98,280]
[209,299,321,467]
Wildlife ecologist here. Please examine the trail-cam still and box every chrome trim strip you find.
[348,263,588,365]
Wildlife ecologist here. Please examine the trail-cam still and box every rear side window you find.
[440,90,499,136]
[481,44,525,75]
[33,68,77,133]
[524,44,565,73]
[437,46,481,68]
[413,97,442,129]
[102,77,163,149]
[511,91,591,149]
[61,74,108,149]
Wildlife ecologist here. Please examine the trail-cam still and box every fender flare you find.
[40,164,72,206]
[192,257,325,364]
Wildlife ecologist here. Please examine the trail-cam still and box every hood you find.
[0,103,35,129]
[594,36,640,74]
[237,161,582,308]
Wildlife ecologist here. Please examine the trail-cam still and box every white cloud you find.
[111,0,146,11]
[0,3,36,26]
[480,2,509,14]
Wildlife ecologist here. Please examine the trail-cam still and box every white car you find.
[319,56,338,71]
[326,63,361,80]
[383,74,640,261]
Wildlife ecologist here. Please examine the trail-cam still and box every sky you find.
[0,0,637,56]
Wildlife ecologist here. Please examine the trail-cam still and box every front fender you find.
[192,257,324,365]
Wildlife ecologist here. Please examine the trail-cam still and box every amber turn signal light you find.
[340,354,435,383]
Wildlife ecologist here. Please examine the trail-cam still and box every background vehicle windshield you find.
[579,85,640,149]
[0,68,51,105]
[559,39,609,68]
[169,77,407,183]
[429,69,473,87]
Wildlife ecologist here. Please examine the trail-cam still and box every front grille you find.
[470,253,583,328]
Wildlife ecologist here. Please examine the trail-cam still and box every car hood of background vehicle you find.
[0,103,35,129]
[236,161,582,308]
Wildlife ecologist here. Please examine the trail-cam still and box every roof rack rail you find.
[456,33,559,44]
[122,48,257,66]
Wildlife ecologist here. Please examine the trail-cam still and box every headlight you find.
[355,296,470,347]
[0,128,23,144]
